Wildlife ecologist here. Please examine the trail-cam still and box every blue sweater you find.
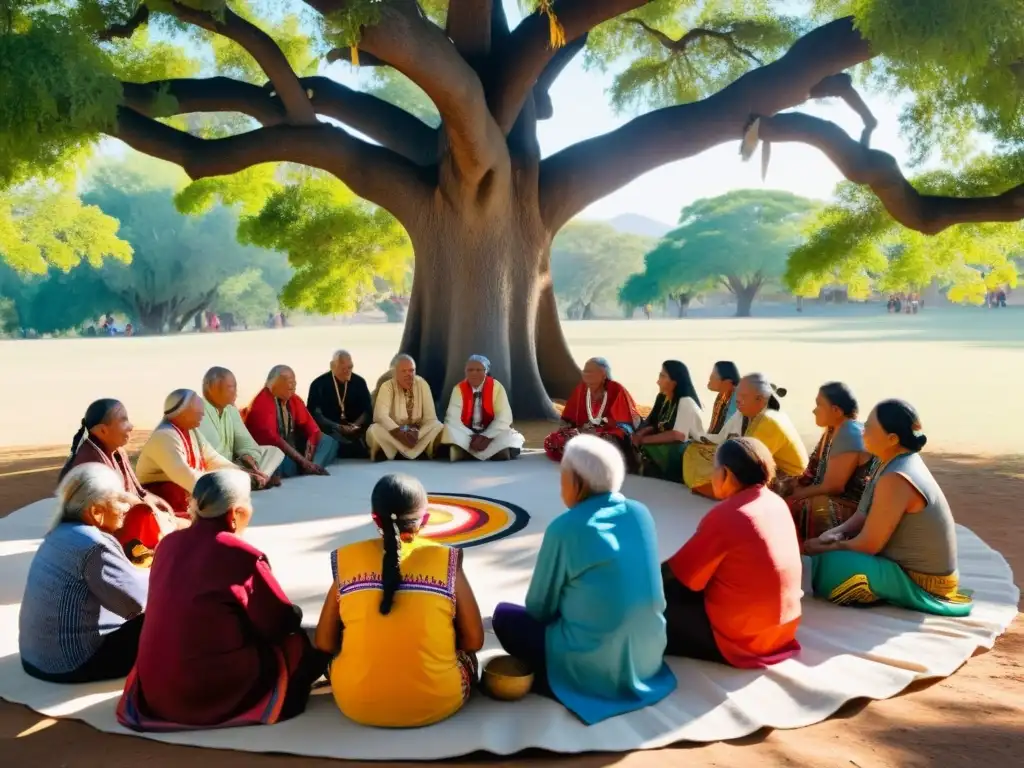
[19,523,148,675]
[526,493,677,724]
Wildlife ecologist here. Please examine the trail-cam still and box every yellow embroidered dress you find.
[328,537,473,727]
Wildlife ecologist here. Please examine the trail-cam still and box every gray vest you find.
[857,452,957,576]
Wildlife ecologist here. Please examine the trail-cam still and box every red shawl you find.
[562,380,640,431]
[459,377,495,430]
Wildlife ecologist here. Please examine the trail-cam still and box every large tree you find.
[4,2,1024,415]
[626,189,817,316]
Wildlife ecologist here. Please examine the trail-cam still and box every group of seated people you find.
[18,349,973,733]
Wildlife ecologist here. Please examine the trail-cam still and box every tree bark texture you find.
[103,6,1024,415]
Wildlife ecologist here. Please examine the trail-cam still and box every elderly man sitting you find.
[199,366,284,489]
[136,389,237,516]
[307,350,373,459]
[442,355,524,461]
[366,354,444,461]
[244,365,337,477]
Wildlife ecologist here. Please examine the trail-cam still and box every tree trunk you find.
[676,293,692,317]
[398,194,576,420]
[134,303,170,334]
[735,285,759,317]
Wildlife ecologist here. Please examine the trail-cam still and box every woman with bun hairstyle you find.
[663,438,803,667]
[805,400,972,616]
[682,373,808,498]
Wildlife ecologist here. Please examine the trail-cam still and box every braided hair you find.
[371,473,428,616]
[58,399,122,481]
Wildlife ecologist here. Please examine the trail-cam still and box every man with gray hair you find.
[366,354,445,461]
[244,365,338,477]
[441,354,524,461]
[198,366,285,489]
[306,350,373,459]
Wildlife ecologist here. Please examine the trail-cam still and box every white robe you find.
[366,376,445,460]
[442,379,525,460]
[135,423,236,493]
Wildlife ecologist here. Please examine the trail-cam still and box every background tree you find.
[625,189,817,316]
[550,221,650,318]
[787,177,1022,304]
[4,1,1024,414]
[1,184,131,274]
[618,268,708,317]
[79,158,290,332]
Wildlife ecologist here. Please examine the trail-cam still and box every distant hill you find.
[605,213,673,239]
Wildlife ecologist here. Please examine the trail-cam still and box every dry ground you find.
[1,310,1022,766]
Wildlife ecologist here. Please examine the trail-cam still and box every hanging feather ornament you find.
[761,141,772,181]
[539,1,566,49]
[350,46,360,66]
[739,117,760,162]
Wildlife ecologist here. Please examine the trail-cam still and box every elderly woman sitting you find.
[441,355,525,461]
[493,435,676,724]
[136,389,237,515]
[543,357,641,464]
[663,438,803,667]
[682,373,808,497]
[118,471,327,731]
[19,464,148,683]
[805,400,972,617]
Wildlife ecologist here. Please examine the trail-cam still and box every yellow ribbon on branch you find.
[539,1,566,48]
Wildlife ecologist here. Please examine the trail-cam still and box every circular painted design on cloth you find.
[419,493,530,548]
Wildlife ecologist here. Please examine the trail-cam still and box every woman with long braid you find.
[60,399,178,564]
[314,474,485,727]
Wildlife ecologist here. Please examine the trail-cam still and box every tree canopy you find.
[623,189,818,316]
[786,175,1023,304]
[1,156,291,333]
[550,221,650,315]
[3,1,1024,410]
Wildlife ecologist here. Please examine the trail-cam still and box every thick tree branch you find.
[358,1,502,179]
[758,112,1024,235]
[490,0,648,134]
[533,33,589,120]
[809,73,877,146]
[163,2,316,124]
[446,0,492,57]
[300,77,438,165]
[121,78,284,126]
[628,18,763,65]
[539,16,873,231]
[113,106,430,223]
[120,76,437,165]
[97,5,149,41]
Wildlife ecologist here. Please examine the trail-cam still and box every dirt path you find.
[1,432,1021,767]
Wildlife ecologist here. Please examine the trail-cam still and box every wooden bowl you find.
[483,655,534,701]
